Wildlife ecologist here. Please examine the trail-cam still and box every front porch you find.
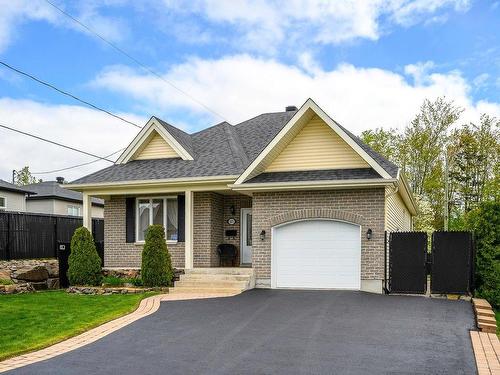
[82,189,253,271]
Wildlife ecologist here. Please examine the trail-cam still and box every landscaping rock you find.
[31,281,48,290]
[46,263,59,278]
[47,278,60,289]
[0,269,11,281]
[16,266,49,282]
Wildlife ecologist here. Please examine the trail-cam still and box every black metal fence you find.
[0,211,104,260]
[386,230,474,295]
[388,231,428,294]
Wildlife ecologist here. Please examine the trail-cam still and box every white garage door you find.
[272,220,361,289]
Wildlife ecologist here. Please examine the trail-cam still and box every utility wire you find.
[0,122,116,163]
[44,0,227,122]
[0,61,142,129]
[32,148,125,175]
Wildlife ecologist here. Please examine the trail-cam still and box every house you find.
[66,99,416,293]
[0,179,34,212]
[25,178,104,218]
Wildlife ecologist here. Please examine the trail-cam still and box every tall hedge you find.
[465,202,500,308]
[68,227,102,286]
[141,225,173,287]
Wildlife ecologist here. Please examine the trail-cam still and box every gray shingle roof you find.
[0,179,35,195]
[71,109,398,185]
[25,181,104,206]
[245,168,382,184]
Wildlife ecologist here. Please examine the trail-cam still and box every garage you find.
[272,219,361,289]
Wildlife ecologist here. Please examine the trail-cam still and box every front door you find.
[240,208,252,265]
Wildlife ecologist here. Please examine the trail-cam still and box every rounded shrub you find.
[68,227,102,286]
[141,225,173,287]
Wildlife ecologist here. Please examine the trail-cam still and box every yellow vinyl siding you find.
[265,115,369,172]
[133,132,179,160]
[385,187,412,232]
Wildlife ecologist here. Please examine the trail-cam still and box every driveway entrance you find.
[8,290,476,375]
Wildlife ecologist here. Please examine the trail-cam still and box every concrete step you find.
[477,315,497,325]
[478,322,497,334]
[472,298,492,310]
[175,280,249,288]
[475,307,495,318]
[179,274,251,282]
[170,286,242,294]
[184,268,254,275]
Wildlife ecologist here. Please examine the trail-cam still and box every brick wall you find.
[104,197,185,268]
[251,189,385,282]
[193,192,224,267]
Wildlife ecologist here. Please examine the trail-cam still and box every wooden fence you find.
[0,211,103,260]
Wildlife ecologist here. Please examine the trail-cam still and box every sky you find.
[0,0,499,182]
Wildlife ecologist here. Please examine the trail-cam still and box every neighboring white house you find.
[0,179,34,212]
[25,178,104,218]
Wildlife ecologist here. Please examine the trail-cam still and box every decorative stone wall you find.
[251,189,386,284]
[0,258,59,293]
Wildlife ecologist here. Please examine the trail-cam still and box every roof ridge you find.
[222,122,249,170]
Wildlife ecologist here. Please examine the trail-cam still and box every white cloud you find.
[156,0,470,51]
[91,54,500,134]
[0,0,127,53]
[0,98,144,182]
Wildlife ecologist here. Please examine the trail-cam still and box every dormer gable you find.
[117,117,194,163]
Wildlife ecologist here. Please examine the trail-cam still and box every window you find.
[67,205,81,216]
[136,197,178,242]
[0,197,5,211]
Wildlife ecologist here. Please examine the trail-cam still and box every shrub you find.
[0,279,13,285]
[68,227,102,286]
[141,225,173,287]
[465,202,500,308]
[101,276,143,287]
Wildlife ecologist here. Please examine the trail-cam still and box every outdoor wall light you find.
[366,228,373,240]
[260,230,266,241]
[230,205,236,215]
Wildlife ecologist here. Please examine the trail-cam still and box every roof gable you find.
[133,131,180,160]
[234,98,392,184]
[117,117,194,163]
[265,114,370,172]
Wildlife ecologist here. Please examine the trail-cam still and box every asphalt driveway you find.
[8,290,476,375]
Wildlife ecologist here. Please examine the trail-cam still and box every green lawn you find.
[0,291,153,361]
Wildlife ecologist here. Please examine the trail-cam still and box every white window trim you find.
[135,196,178,244]
[0,196,6,211]
[67,205,82,216]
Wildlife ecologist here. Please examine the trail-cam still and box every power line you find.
[0,61,142,129]
[0,122,116,162]
[44,0,227,122]
[32,148,125,174]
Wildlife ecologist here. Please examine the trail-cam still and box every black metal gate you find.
[388,232,428,294]
[430,231,473,294]
[57,240,104,289]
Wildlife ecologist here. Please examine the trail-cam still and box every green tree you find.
[464,202,500,308]
[360,127,402,163]
[68,227,102,286]
[141,225,173,287]
[14,166,42,186]
[448,115,500,212]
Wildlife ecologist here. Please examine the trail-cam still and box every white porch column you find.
[82,192,92,234]
[184,190,194,269]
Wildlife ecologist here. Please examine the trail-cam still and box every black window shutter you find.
[177,195,185,242]
[125,198,135,243]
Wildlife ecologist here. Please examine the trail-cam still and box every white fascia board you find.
[234,98,392,185]
[64,175,239,191]
[116,118,193,163]
[229,178,397,192]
